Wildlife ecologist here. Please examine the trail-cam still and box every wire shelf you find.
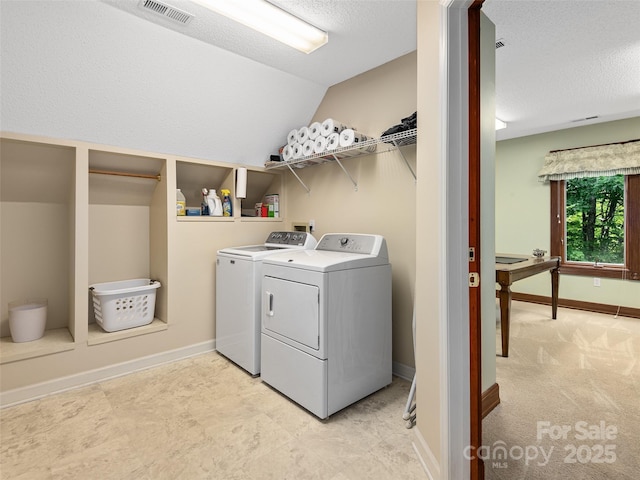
[265,128,417,171]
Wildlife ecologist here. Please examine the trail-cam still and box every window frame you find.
[550,174,640,281]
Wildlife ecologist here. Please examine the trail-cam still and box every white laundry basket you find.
[90,279,161,332]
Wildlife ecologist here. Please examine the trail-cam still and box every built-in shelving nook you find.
[176,160,235,220]
[87,149,168,345]
[240,169,283,218]
[0,138,77,363]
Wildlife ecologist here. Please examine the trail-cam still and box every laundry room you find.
[0,0,419,413]
[0,1,474,477]
[9,2,639,478]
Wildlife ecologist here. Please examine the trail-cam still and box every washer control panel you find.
[265,231,316,247]
[316,234,387,257]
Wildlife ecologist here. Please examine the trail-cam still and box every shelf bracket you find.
[285,163,310,193]
[392,140,417,181]
[330,154,358,191]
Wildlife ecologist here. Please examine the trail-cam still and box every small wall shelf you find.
[265,128,417,192]
[0,328,75,365]
[87,318,167,346]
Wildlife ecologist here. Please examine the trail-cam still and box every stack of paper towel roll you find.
[282,119,376,162]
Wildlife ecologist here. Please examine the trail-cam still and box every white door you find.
[263,276,320,350]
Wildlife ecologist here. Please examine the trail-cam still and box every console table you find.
[495,255,560,357]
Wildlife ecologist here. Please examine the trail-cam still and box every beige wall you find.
[284,51,418,370]
[415,0,444,472]
[496,117,640,309]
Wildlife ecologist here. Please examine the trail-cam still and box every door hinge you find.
[469,272,480,287]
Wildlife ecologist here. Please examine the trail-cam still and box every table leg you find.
[551,267,559,320]
[498,284,512,357]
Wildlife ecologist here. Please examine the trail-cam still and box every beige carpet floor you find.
[484,301,640,479]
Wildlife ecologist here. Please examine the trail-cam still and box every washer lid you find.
[217,231,317,259]
[218,244,288,259]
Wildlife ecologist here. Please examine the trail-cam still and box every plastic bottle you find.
[206,189,223,216]
[201,188,209,216]
[221,189,232,217]
[176,189,186,216]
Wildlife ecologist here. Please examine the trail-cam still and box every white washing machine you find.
[260,233,392,419]
[216,231,317,375]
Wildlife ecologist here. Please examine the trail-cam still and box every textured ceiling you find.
[102,0,640,141]
[102,0,417,88]
[483,0,640,140]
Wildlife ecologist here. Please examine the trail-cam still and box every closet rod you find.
[549,138,639,153]
[89,169,161,181]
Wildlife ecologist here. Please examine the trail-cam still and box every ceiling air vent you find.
[138,0,194,25]
[496,38,505,49]
[571,115,599,123]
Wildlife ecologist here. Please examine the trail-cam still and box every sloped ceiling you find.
[102,0,418,88]
[104,0,640,140]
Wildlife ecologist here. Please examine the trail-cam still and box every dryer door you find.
[263,276,319,350]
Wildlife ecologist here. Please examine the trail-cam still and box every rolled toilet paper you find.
[236,167,247,199]
[287,129,298,145]
[302,140,315,157]
[314,135,328,154]
[339,128,370,147]
[321,118,349,137]
[292,143,304,159]
[326,132,340,151]
[297,126,310,144]
[308,122,322,140]
[282,144,293,162]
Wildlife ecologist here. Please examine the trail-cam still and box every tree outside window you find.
[565,175,624,265]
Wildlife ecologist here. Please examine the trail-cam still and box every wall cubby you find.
[176,160,235,220]
[0,138,77,363]
[240,169,283,218]
[87,149,168,344]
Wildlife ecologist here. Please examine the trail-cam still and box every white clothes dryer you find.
[216,231,317,375]
[260,233,392,419]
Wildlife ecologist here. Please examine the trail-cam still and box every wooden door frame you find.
[468,1,484,479]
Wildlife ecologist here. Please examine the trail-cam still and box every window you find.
[550,175,640,280]
[565,175,624,264]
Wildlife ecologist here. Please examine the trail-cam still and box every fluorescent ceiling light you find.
[495,118,507,130]
[193,0,328,54]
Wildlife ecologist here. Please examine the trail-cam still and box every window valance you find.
[538,139,640,182]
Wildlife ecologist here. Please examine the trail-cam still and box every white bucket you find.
[9,299,47,343]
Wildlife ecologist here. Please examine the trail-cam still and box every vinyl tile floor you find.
[0,352,426,479]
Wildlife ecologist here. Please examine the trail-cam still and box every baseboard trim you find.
[481,382,500,418]
[2,350,415,408]
[413,426,439,480]
[502,292,640,319]
[393,361,416,381]
[0,340,215,408]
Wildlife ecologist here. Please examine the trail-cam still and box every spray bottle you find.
[221,189,232,217]
[206,189,223,216]
[201,188,209,216]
